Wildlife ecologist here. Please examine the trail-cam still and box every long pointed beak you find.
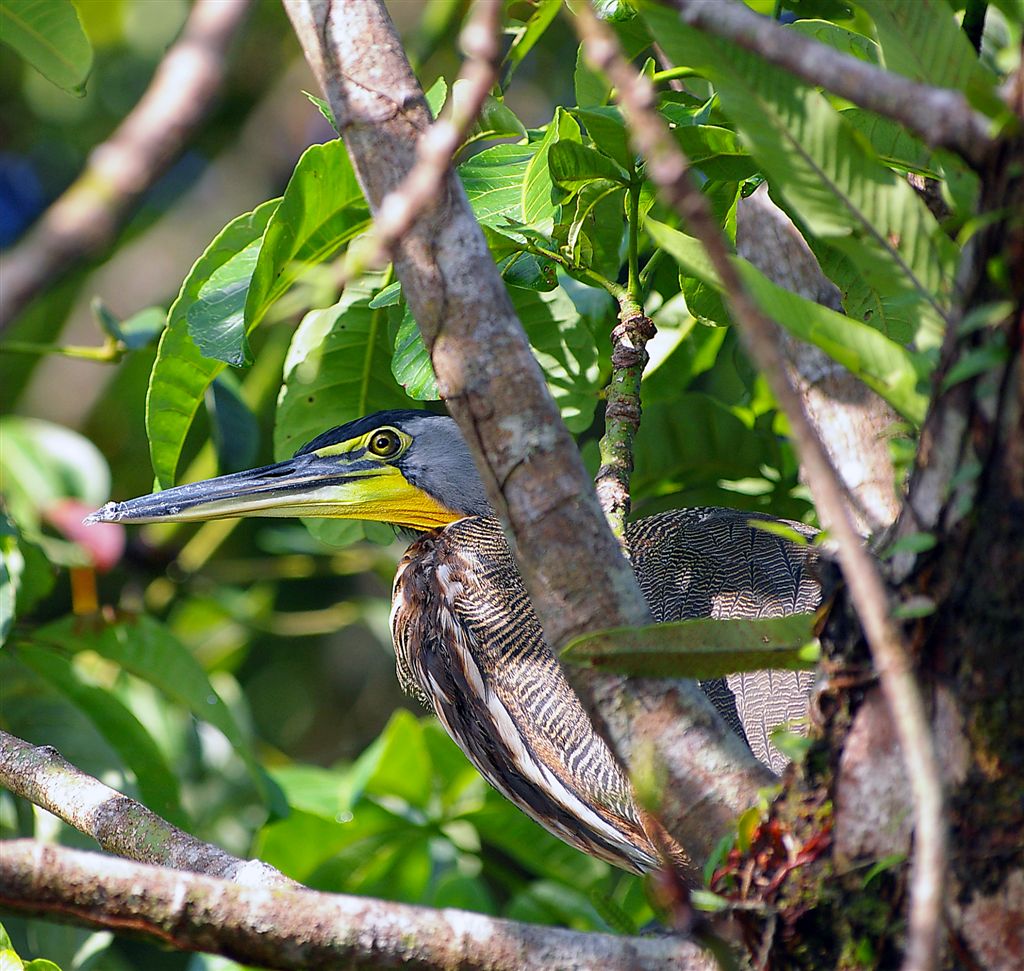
[84,455,364,526]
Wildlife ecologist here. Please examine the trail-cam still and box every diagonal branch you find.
[572,7,946,971]
[0,840,713,971]
[283,0,774,869]
[0,730,293,887]
[661,0,996,170]
[0,0,253,331]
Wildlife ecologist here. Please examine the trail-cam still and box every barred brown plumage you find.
[88,409,821,876]
[392,511,820,873]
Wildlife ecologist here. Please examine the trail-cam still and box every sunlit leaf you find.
[147,199,279,488]
[391,305,439,400]
[521,108,582,230]
[0,0,92,94]
[246,140,371,330]
[460,142,538,229]
[645,219,930,424]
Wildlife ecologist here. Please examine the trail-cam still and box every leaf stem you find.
[627,173,642,300]
[0,340,123,362]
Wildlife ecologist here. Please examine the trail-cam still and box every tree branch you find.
[0,840,714,971]
[661,0,996,171]
[283,0,773,869]
[0,0,252,331]
[573,7,946,971]
[0,731,292,887]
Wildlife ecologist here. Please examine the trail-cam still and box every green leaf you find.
[501,0,561,88]
[359,709,433,808]
[521,108,582,231]
[0,514,54,646]
[644,4,957,349]
[567,179,626,278]
[512,286,602,432]
[245,140,371,330]
[147,199,279,488]
[787,19,879,62]
[274,276,417,548]
[459,142,538,229]
[206,372,259,474]
[548,141,628,190]
[391,305,439,400]
[856,0,998,106]
[29,614,285,816]
[672,126,759,181]
[303,90,336,129]
[424,76,447,118]
[499,251,558,291]
[12,641,186,825]
[645,218,930,424]
[187,237,262,366]
[368,280,403,309]
[0,0,92,94]
[470,91,527,141]
[576,107,634,171]
[562,613,820,678]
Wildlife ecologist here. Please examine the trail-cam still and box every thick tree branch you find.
[661,0,996,171]
[573,8,946,971]
[0,841,714,971]
[0,0,252,331]
[283,0,773,869]
[0,731,292,887]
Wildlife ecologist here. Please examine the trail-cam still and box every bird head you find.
[85,410,492,531]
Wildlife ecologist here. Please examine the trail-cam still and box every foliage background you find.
[1,0,1018,968]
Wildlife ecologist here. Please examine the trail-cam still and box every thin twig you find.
[0,731,293,887]
[0,841,714,970]
[0,0,253,331]
[663,0,996,170]
[573,7,947,971]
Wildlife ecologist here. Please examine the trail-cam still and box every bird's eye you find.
[368,428,402,458]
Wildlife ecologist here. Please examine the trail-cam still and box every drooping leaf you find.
[275,276,418,548]
[646,218,929,425]
[12,641,186,825]
[561,613,820,678]
[576,106,634,171]
[0,0,92,94]
[245,141,371,330]
[147,199,279,488]
[28,614,285,816]
[548,141,629,190]
[566,179,626,278]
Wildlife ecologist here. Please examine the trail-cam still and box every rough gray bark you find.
[736,185,901,535]
[0,840,715,971]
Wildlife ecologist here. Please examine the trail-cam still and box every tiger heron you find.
[87,409,819,873]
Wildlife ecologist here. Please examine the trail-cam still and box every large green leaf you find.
[12,642,186,825]
[245,141,371,330]
[672,126,759,182]
[856,0,998,107]
[548,141,629,189]
[459,142,538,229]
[644,4,957,349]
[521,108,583,230]
[646,218,929,424]
[28,614,284,815]
[274,276,417,548]
[561,613,819,678]
[512,285,602,432]
[146,199,279,488]
[0,0,92,94]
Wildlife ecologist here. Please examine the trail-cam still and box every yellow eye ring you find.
[368,428,402,458]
